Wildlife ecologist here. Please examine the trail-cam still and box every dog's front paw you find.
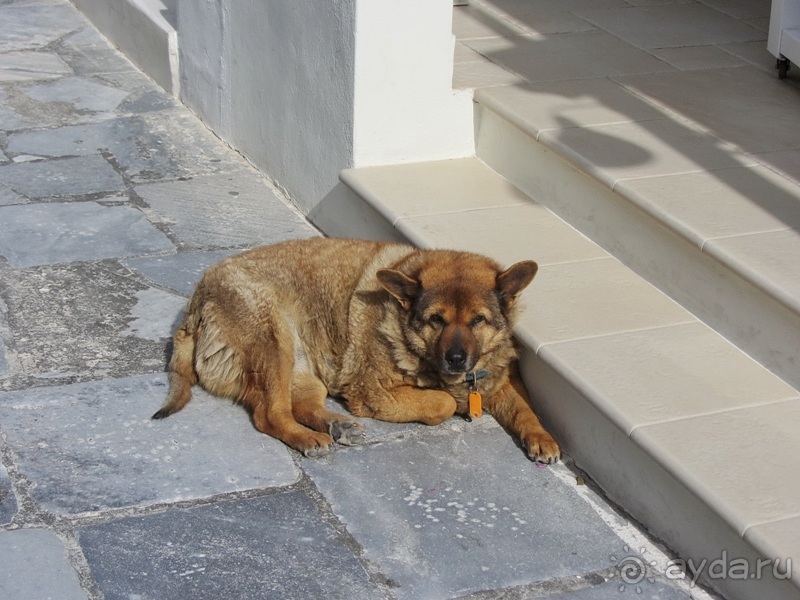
[303,445,332,458]
[524,431,561,464]
[329,419,366,446]
[297,432,335,458]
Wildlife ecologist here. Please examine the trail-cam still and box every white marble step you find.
[312,157,800,600]
[474,81,800,394]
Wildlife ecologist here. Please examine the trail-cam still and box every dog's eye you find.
[428,314,446,326]
[470,315,486,327]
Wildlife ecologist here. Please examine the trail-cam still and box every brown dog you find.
[152,238,560,463]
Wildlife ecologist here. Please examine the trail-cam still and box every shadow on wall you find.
[160,0,176,29]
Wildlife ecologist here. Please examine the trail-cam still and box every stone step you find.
[311,157,800,600]
[474,82,800,394]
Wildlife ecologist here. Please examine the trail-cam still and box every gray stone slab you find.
[77,491,382,600]
[2,76,129,129]
[546,578,691,600]
[0,261,179,386]
[6,112,244,181]
[87,70,181,114]
[122,287,186,341]
[0,3,85,52]
[0,50,72,82]
[26,75,128,117]
[116,111,263,183]
[0,297,11,379]
[0,461,16,525]
[0,341,7,377]
[303,426,626,599]
[59,20,116,49]
[0,87,35,131]
[138,170,320,248]
[0,529,87,600]
[6,118,149,158]
[0,374,299,514]
[0,201,174,267]
[122,249,242,297]
[119,110,247,181]
[0,155,125,200]
[0,182,26,205]
[0,343,8,379]
[57,27,138,76]
[114,83,181,115]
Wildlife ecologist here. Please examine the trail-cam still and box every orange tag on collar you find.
[468,391,483,419]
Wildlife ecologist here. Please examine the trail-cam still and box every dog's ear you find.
[377,269,419,310]
[496,260,538,310]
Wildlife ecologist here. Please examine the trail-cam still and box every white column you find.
[352,0,474,165]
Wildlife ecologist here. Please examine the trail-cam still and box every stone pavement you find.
[0,2,713,598]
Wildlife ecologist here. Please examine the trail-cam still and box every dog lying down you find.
[152,238,561,463]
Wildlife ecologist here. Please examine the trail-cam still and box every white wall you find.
[227,1,359,212]
[177,0,473,214]
[178,0,358,213]
[177,0,224,133]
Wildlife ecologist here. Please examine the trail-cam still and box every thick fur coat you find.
[153,238,560,463]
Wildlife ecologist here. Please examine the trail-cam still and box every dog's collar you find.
[464,370,489,384]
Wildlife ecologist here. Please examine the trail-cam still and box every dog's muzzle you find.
[441,344,477,374]
[444,347,468,372]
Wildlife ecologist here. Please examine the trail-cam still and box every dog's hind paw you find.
[329,419,366,446]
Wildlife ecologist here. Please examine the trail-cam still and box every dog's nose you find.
[445,348,468,371]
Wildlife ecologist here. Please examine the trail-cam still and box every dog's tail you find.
[152,322,198,420]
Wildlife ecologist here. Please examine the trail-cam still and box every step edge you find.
[474,90,800,320]
[337,161,800,569]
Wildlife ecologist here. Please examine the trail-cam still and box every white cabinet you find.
[768,0,800,78]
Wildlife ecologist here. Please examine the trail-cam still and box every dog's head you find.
[377,252,537,376]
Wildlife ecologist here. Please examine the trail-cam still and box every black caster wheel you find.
[777,57,790,80]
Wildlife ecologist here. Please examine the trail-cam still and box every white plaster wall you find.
[178,0,356,213]
[177,0,225,133]
[177,0,472,214]
[226,0,357,213]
